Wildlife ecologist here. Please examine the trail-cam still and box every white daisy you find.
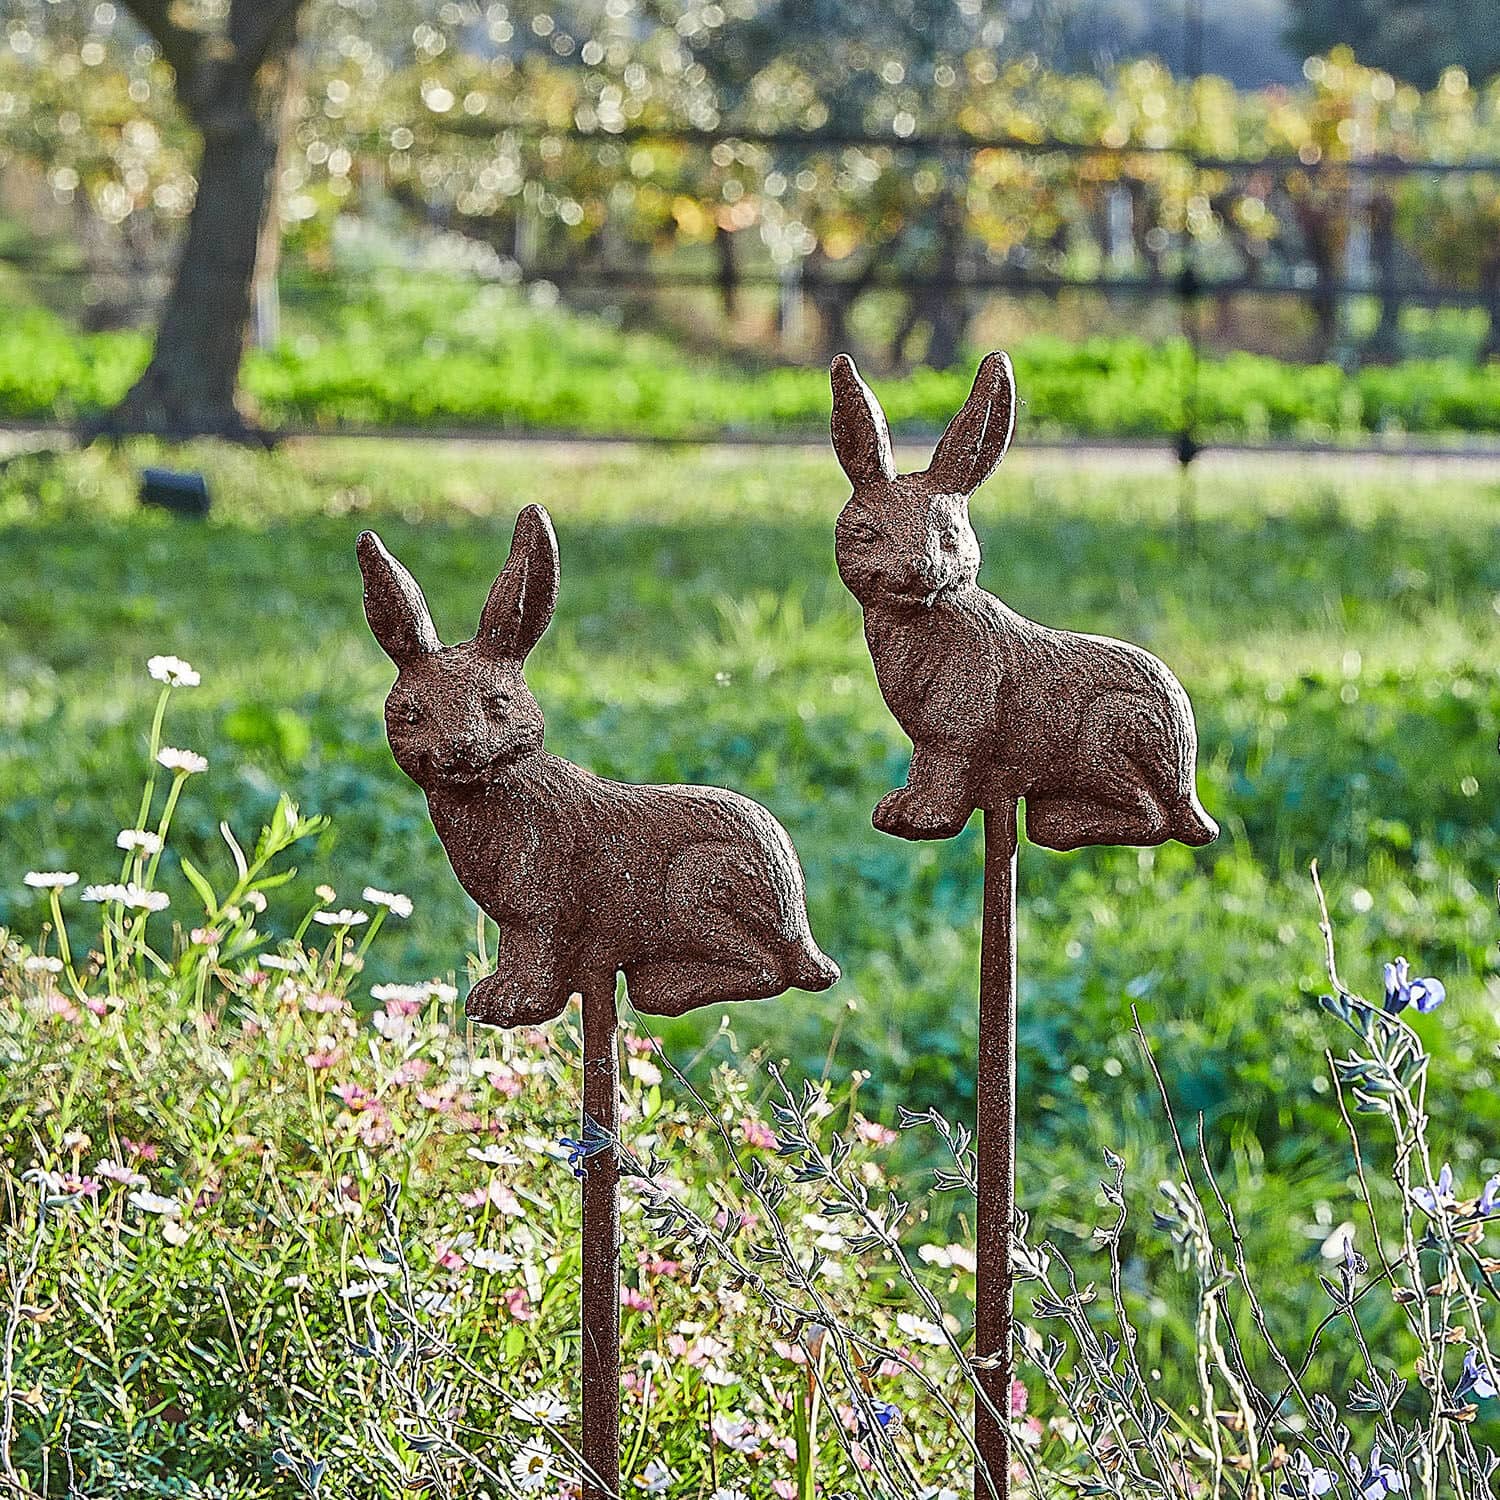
[626,1055,663,1087]
[127,1189,180,1217]
[362,886,413,918]
[156,747,208,775]
[23,955,63,975]
[147,655,200,687]
[896,1311,946,1346]
[510,1390,570,1424]
[84,883,164,910]
[468,1247,520,1274]
[116,829,163,855]
[711,1490,749,1500]
[313,908,368,927]
[511,1440,554,1492]
[370,982,429,1006]
[24,871,78,890]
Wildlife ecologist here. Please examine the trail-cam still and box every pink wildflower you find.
[46,993,80,1023]
[1011,1377,1028,1418]
[502,1286,535,1321]
[83,995,109,1018]
[356,1111,394,1148]
[122,1139,158,1162]
[432,1240,468,1272]
[638,1252,682,1278]
[305,1045,341,1071]
[393,1058,431,1086]
[303,992,345,1014]
[739,1117,777,1150]
[853,1114,898,1147]
[331,1082,379,1112]
[773,1482,798,1499]
[96,1159,147,1187]
[620,1285,654,1313]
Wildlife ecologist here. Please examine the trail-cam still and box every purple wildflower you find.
[1361,1448,1404,1500]
[1457,1349,1497,1402]
[1382,957,1446,1015]
[1412,1163,1455,1217]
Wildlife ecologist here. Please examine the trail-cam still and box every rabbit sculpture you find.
[830,350,1218,853]
[357,504,839,1027]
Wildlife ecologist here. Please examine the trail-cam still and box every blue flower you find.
[1412,1163,1454,1217]
[1382,957,1447,1015]
[1360,1447,1404,1500]
[1290,1451,1337,1498]
[866,1400,902,1432]
[1456,1349,1497,1402]
[1479,1175,1500,1216]
[558,1136,589,1179]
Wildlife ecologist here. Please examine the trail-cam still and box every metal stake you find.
[581,978,621,1500]
[974,805,1018,1500]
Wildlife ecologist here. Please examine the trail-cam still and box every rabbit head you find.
[830,351,1016,608]
[356,505,559,790]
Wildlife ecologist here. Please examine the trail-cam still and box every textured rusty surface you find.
[974,808,1017,1500]
[830,350,1217,852]
[580,972,620,1500]
[356,504,840,1028]
[830,351,1216,1500]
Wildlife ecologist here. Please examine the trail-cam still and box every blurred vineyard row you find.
[3,5,1499,369]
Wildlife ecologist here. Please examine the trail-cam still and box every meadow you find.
[4,436,1500,1492]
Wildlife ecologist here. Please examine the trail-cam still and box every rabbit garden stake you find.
[358,505,838,1500]
[829,350,1217,1500]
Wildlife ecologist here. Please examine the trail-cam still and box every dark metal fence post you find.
[581,977,621,1500]
[974,805,1018,1499]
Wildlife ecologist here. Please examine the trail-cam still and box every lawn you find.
[4,435,1500,1476]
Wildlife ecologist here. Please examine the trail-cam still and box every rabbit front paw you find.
[872,786,970,841]
[466,970,567,1029]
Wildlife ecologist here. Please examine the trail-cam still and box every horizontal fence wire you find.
[427,118,1500,176]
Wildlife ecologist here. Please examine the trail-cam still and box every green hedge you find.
[4,284,1498,439]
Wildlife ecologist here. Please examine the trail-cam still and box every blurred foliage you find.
[2,0,1499,366]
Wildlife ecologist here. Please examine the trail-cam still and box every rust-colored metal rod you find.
[581,979,621,1500]
[974,806,1018,1500]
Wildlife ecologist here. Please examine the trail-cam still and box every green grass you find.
[4,278,1500,439]
[4,437,1500,1425]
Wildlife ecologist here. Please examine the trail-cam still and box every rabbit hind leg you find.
[624,954,786,1018]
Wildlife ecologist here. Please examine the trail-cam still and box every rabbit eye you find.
[845,517,879,543]
[487,689,512,711]
[399,702,422,726]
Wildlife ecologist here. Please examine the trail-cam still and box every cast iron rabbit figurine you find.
[830,350,1218,852]
[357,505,839,1027]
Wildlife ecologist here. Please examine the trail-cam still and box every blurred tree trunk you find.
[102,0,307,440]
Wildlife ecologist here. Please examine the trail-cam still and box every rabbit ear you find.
[357,531,442,668]
[830,353,895,488]
[926,351,1016,496]
[478,504,559,662]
